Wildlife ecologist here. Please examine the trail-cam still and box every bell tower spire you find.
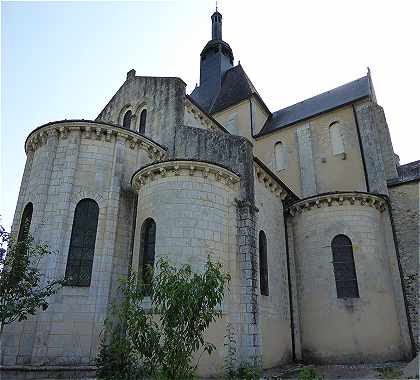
[190,8,234,111]
[211,6,222,40]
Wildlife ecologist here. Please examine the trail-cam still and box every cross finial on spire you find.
[216,1,218,12]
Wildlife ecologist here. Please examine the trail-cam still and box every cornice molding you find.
[286,192,387,216]
[254,161,289,200]
[25,121,167,161]
[131,160,240,191]
[185,98,226,133]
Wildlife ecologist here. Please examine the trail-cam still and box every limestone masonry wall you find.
[174,125,254,201]
[96,75,186,154]
[254,166,293,368]
[2,121,162,367]
[389,181,420,351]
[288,193,412,363]
[131,160,240,377]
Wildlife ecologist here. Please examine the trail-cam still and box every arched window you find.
[139,109,147,134]
[329,121,345,156]
[331,234,359,298]
[224,113,238,135]
[274,141,287,171]
[123,110,132,129]
[139,218,156,296]
[17,202,33,242]
[259,230,269,296]
[139,110,147,133]
[65,199,99,287]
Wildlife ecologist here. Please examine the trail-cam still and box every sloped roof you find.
[388,160,420,186]
[210,64,257,113]
[191,64,269,115]
[257,76,371,136]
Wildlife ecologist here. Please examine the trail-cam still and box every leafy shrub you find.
[298,367,324,380]
[376,367,403,379]
[0,225,63,340]
[237,363,263,380]
[96,256,230,380]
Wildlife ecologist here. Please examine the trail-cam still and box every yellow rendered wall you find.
[254,104,368,196]
[212,96,269,141]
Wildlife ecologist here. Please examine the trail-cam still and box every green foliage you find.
[96,256,230,380]
[237,362,263,380]
[376,367,403,379]
[298,367,324,380]
[224,354,262,380]
[0,225,63,337]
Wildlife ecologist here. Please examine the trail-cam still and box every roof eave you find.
[185,94,231,134]
[254,95,370,138]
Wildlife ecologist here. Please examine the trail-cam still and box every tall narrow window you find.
[65,199,99,287]
[259,230,269,296]
[224,113,238,135]
[17,202,33,242]
[139,218,156,296]
[123,110,132,129]
[274,141,287,171]
[329,121,345,156]
[331,234,359,298]
[139,109,147,134]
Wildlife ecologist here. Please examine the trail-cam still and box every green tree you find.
[0,225,63,340]
[96,257,230,380]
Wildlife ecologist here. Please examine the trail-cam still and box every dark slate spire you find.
[211,10,222,40]
[190,9,234,111]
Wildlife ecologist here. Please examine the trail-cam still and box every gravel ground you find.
[10,357,419,379]
[263,359,419,380]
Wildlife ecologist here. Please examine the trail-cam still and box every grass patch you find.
[376,367,403,379]
[298,367,324,380]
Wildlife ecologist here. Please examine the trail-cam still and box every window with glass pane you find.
[331,234,359,298]
[65,199,99,287]
[139,218,156,296]
[17,202,33,242]
[259,230,269,296]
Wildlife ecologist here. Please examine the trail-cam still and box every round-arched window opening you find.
[139,109,147,134]
[139,217,156,296]
[17,202,33,242]
[123,110,132,129]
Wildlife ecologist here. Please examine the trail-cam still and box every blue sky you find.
[2,0,419,229]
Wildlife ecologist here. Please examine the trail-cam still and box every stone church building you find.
[2,9,418,378]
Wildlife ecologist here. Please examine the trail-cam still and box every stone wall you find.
[184,97,227,134]
[2,121,163,368]
[96,73,186,155]
[254,165,293,368]
[173,125,260,366]
[389,181,420,351]
[372,104,398,181]
[296,124,316,197]
[288,192,412,363]
[131,160,240,377]
[254,104,367,197]
[173,125,254,201]
[354,101,398,195]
